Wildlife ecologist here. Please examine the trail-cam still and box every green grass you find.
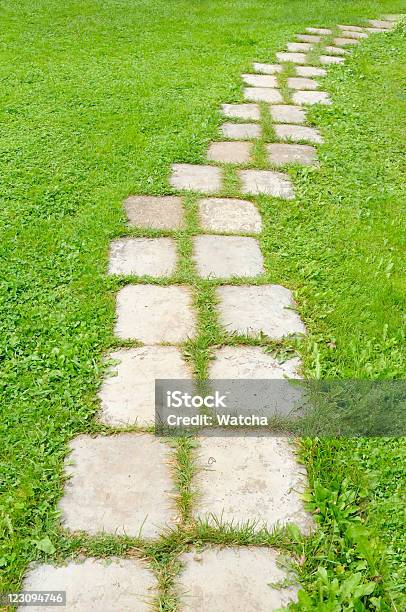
[0,1,405,610]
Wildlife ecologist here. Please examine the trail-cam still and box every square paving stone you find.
[124,195,184,230]
[244,87,283,103]
[287,42,313,52]
[287,76,318,90]
[209,345,300,379]
[338,24,366,32]
[170,164,222,193]
[366,27,391,33]
[242,73,277,87]
[267,143,318,167]
[221,103,260,121]
[296,34,322,42]
[320,54,345,65]
[108,238,177,277]
[59,434,175,538]
[220,122,261,140]
[198,198,262,234]
[99,347,191,427]
[269,104,307,124]
[368,19,393,29]
[253,62,282,74]
[306,27,332,34]
[274,123,323,144]
[339,30,368,39]
[295,65,327,77]
[333,37,360,46]
[324,45,348,55]
[215,285,306,338]
[178,548,298,611]
[115,285,196,343]
[239,169,295,199]
[193,236,264,279]
[21,558,156,612]
[276,51,307,64]
[207,141,252,164]
[292,90,332,105]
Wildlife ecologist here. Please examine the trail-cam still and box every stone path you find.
[21,14,400,611]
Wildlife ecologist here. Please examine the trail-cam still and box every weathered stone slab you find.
[99,347,191,426]
[296,34,322,43]
[115,285,196,343]
[239,169,295,199]
[287,42,313,52]
[21,558,156,612]
[324,45,348,55]
[337,24,366,32]
[242,73,277,87]
[108,238,177,277]
[170,164,222,194]
[306,27,332,35]
[267,143,318,167]
[220,122,261,140]
[59,434,175,538]
[339,30,368,39]
[198,198,262,234]
[382,14,403,21]
[193,236,264,279]
[269,104,307,124]
[319,54,345,65]
[244,87,283,103]
[333,37,360,46]
[207,141,252,164]
[368,19,393,29]
[295,65,327,77]
[216,285,306,338]
[221,103,260,121]
[276,52,307,64]
[274,123,323,144]
[253,62,282,74]
[287,76,318,90]
[178,548,298,611]
[209,346,300,379]
[124,196,184,230]
[366,27,391,34]
[292,90,332,105]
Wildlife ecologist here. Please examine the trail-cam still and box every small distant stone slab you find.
[21,558,156,612]
[339,30,368,39]
[216,285,306,338]
[287,76,318,90]
[99,347,191,426]
[368,19,393,29]
[269,104,307,124]
[253,62,282,74]
[324,45,348,55]
[333,37,360,46]
[221,103,260,121]
[366,27,390,33]
[59,434,175,538]
[178,548,298,611]
[292,90,332,105]
[115,284,196,343]
[220,122,261,140]
[296,34,322,43]
[193,236,264,279]
[267,143,318,167]
[244,87,283,103]
[295,65,327,77]
[287,42,313,52]
[276,52,307,64]
[108,238,177,277]
[337,24,366,32]
[207,141,252,164]
[242,73,277,87]
[320,54,345,65]
[306,27,332,35]
[274,123,323,144]
[382,14,402,21]
[239,169,294,199]
[170,164,222,194]
[198,198,262,234]
[124,196,184,230]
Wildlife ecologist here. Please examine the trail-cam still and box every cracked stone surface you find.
[267,143,318,167]
[242,73,277,87]
[193,236,264,279]
[124,195,184,230]
[306,27,332,35]
[207,141,252,164]
[295,65,327,77]
[99,347,191,426]
[324,45,348,55]
[296,34,321,43]
[292,90,331,105]
[244,87,283,103]
[221,122,261,139]
[108,238,177,277]
[274,123,323,144]
[170,164,222,193]
[21,558,156,612]
[216,285,306,338]
[333,37,360,46]
[286,41,313,52]
[269,104,307,124]
[221,103,260,121]
[320,54,345,65]
[115,284,196,343]
[287,76,318,90]
[209,346,301,379]
[253,62,282,74]
[198,198,262,234]
[339,30,368,39]
[276,51,307,64]
[178,547,298,611]
[59,434,175,538]
[239,169,295,199]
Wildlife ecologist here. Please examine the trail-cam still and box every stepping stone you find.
[368,19,393,29]
[178,548,298,611]
[170,164,222,194]
[193,236,264,279]
[115,285,196,343]
[320,54,345,65]
[220,122,261,140]
[124,195,184,230]
[366,27,391,34]
[59,434,175,538]
[287,76,319,90]
[296,34,322,43]
[382,14,402,21]
[276,52,307,64]
[269,104,307,124]
[295,65,327,77]
[221,103,260,121]
[274,123,323,144]
[286,42,313,52]
[339,30,368,39]
[306,27,332,35]
[216,285,306,338]
[324,45,348,55]
[99,347,191,426]
[242,73,277,87]
[267,143,318,167]
[292,90,332,105]
[244,87,283,103]
[207,141,252,164]
[253,62,282,74]
[239,169,294,199]
[21,558,156,612]
[210,345,300,379]
[337,24,366,32]
[108,237,177,277]
[333,37,360,46]
[198,198,262,234]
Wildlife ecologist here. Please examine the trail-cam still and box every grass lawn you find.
[0,0,405,609]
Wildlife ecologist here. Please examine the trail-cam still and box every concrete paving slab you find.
[276,52,307,64]
[274,123,323,144]
[324,45,348,55]
[366,27,391,34]
[253,62,282,74]
[292,90,332,105]
[306,27,332,35]
[319,54,345,65]
[124,196,184,230]
[287,42,313,52]
[108,237,177,277]
[287,76,319,90]
[337,24,366,32]
[193,235,264,279]
[244,87,283,103]
[333,37,360,46]
[209,346,301,379]
[267,143,318,167]
[339,30,368,39]
[295,65,327,77]
[221,103,260,121]
[198,198,262,234]
[239,169,295,199]
[296,34,322,43]
[170,164,222,194]
[221,122,262,139]
[242,73,278,87]
[269,104,307,124]
[207,141,252,164]
[368,19,393,29]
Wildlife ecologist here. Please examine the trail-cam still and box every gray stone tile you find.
[276,52,307,64]
[366,27,391,34]
[178,548,298,611]
[207,141,252,164]
[209,345,300,379]
[287,42,313,52]
[324,45,348,55]
[295,65,327,77]
[198,198,262,234]
[253,62,282,74]
[306,27,332,35]
[59,434,175,538]
[244,87,283,103]
[170,164,222,194]
[221,103,260,121]
[368,19,393,29]
[115,285,196,343]
[319,54,345,65]
[333,37,360,46]
[269,104,307,124]
[108,238,177,277]
[242,73,278,87]
[193,235,264,279]
[292,90,332,105]
[296,34,322,43]
[287,77,319,90]
[99,347,191,427]
[239,169,295,199]
[220,122,262,140]
[274,123,323,144]
[21,558,156,612]
[337,24,366,32]
[382,14,403,21]
[267,143,318,167]
[339,30,368,39]
[124,195,184,230]
[216,285,306,338]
